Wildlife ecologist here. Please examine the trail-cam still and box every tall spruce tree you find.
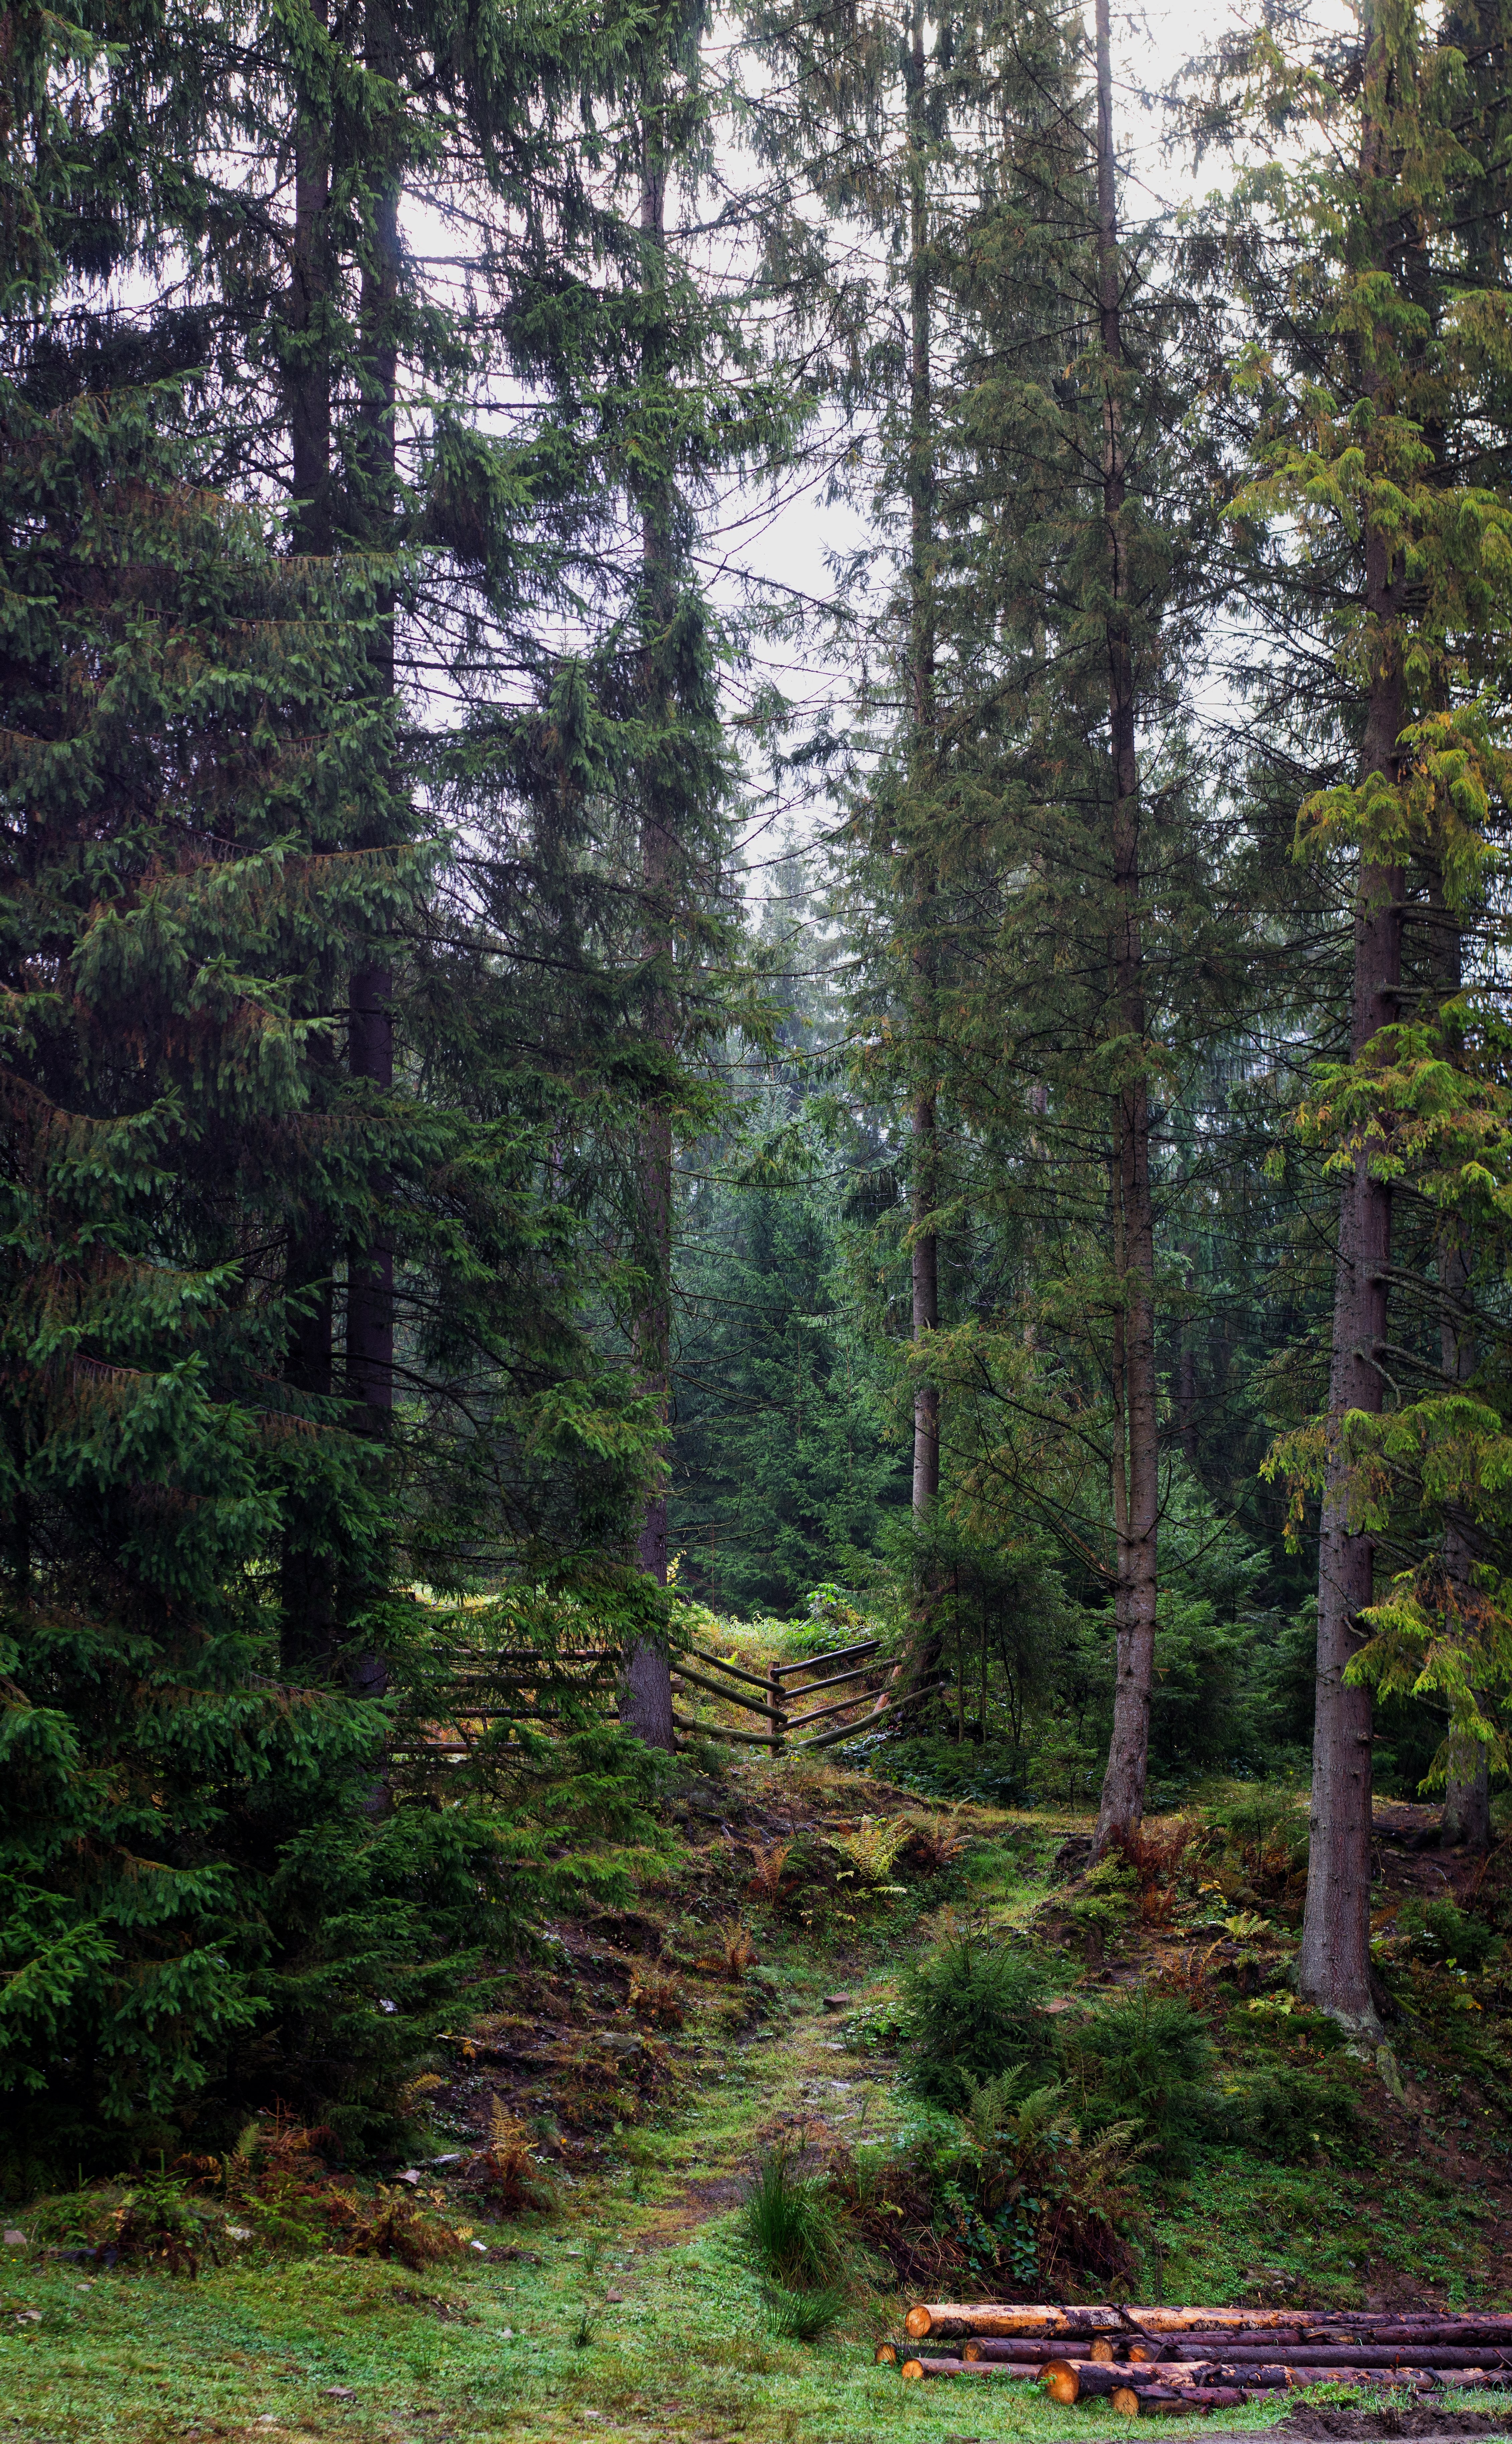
[1205,0,1512,2018]
[793,0,1228,1820]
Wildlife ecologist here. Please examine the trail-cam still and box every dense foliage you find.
[6,0,1512,2172]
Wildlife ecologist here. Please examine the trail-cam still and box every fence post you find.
[770,1667,787,1755]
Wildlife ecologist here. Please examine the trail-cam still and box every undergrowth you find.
[8,1717,1512,2443]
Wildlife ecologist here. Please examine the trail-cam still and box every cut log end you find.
[1044,2361,1081,2406]
[1112,2388,1142,2419]
[962,2342,983,2363]
[904,2306,933,2341]
[901,2359,925,2382]
[875,2343,898,2365]
[1091,2339,1116,2364]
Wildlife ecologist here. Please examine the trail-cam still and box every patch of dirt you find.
[634,2174,748,2249]
[387,2287,477,2322]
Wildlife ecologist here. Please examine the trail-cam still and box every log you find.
[1133,2389,1247,2414]
[779,1662,882,1709]
[1360,2325,1512,2347]
[447,1649,619,1665]
[1043,2360,1080,2405]
[874,2343,898,2365]
[904,2303,1311,2340]
[796,1681,948,1752]
[961,2339,1076,2363]
[1049,2360,1251,2402]
[897,2359,1037,2380]
[684,1645,777,1692]
[961,2336,1122,2365]
[771,1639,880,1677]
[887,2353,1458,2405]
[1194,2368,1435,2391]
[1192,2347,1512,2371]
[1045,2358,1441,2400]
[671,1713,780,1749]
[904,2300,1512,2344]
[1352,2318,1512,2338]
[784,1683,889,1735]
[670,1663,784,1720]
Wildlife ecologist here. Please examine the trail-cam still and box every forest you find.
[7,0,1512,2429]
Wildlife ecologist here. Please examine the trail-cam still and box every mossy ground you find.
[7,1629,1512,2444]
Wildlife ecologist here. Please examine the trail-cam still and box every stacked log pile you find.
[873,2303,1512,2416]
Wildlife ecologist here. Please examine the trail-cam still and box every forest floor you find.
[7,1632,1512,2444]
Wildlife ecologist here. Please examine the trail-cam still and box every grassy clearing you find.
[9,1725,1512,2444]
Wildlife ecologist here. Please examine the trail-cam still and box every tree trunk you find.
[1176,1237,1199,1466]
[906,0,940,1535]
[1092,0,1159,1852]
[1441,1730,1490,1851]
[620,98,676,1750]
[339,0,402,1713]
[347,0,399,1445]
[1297,23,1406,2027]
[288,13,332,561]
[1296,837,1400,2024]
[280,23,336,1674]
[1435,906,1489,1850]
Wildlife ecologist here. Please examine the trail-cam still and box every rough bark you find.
[1442,1733,1491,1850]
[1176,1237,1199,1465]
[1296,20,1406,2029]
[1092,0,1159,1852]
[1297,864,1400,2021]
[279,20,336,1673]
[346,0,399,1443]
[288,11,333,561]
[1434,895,1491,1850]
[620,99,676,1750]
[906,0,940,1534]
[337,0,402,1719]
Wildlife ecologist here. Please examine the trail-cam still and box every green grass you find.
[7,2226,1508,2444]
[0,2227,1283,2444]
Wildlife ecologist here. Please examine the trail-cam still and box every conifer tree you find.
[1209,0,1512,2019]
[800,0,1225,1821]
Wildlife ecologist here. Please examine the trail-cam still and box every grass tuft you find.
[762,2281,849,2343]
[740,2148,845,2289]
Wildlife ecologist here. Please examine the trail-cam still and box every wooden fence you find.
[395,1637,944,1762]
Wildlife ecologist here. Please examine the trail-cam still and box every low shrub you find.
[841,1998,908,2054]
[1397,1897,1499,1974]
[899,1933,1053,2110]
[763,2281,848,2342]
[457,2100,557,2214]
[1058,1990,1214,2174]
[110,2172,211,2275]
[873,1735,1030,1808]
[1213,2066,1361,2161]
[949,2071,1148,2290]
[828,2072,1148,2297]
[907,1806,972,1875]
[1206,1785,1309,1901]
[1065,1858,1137,1964]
